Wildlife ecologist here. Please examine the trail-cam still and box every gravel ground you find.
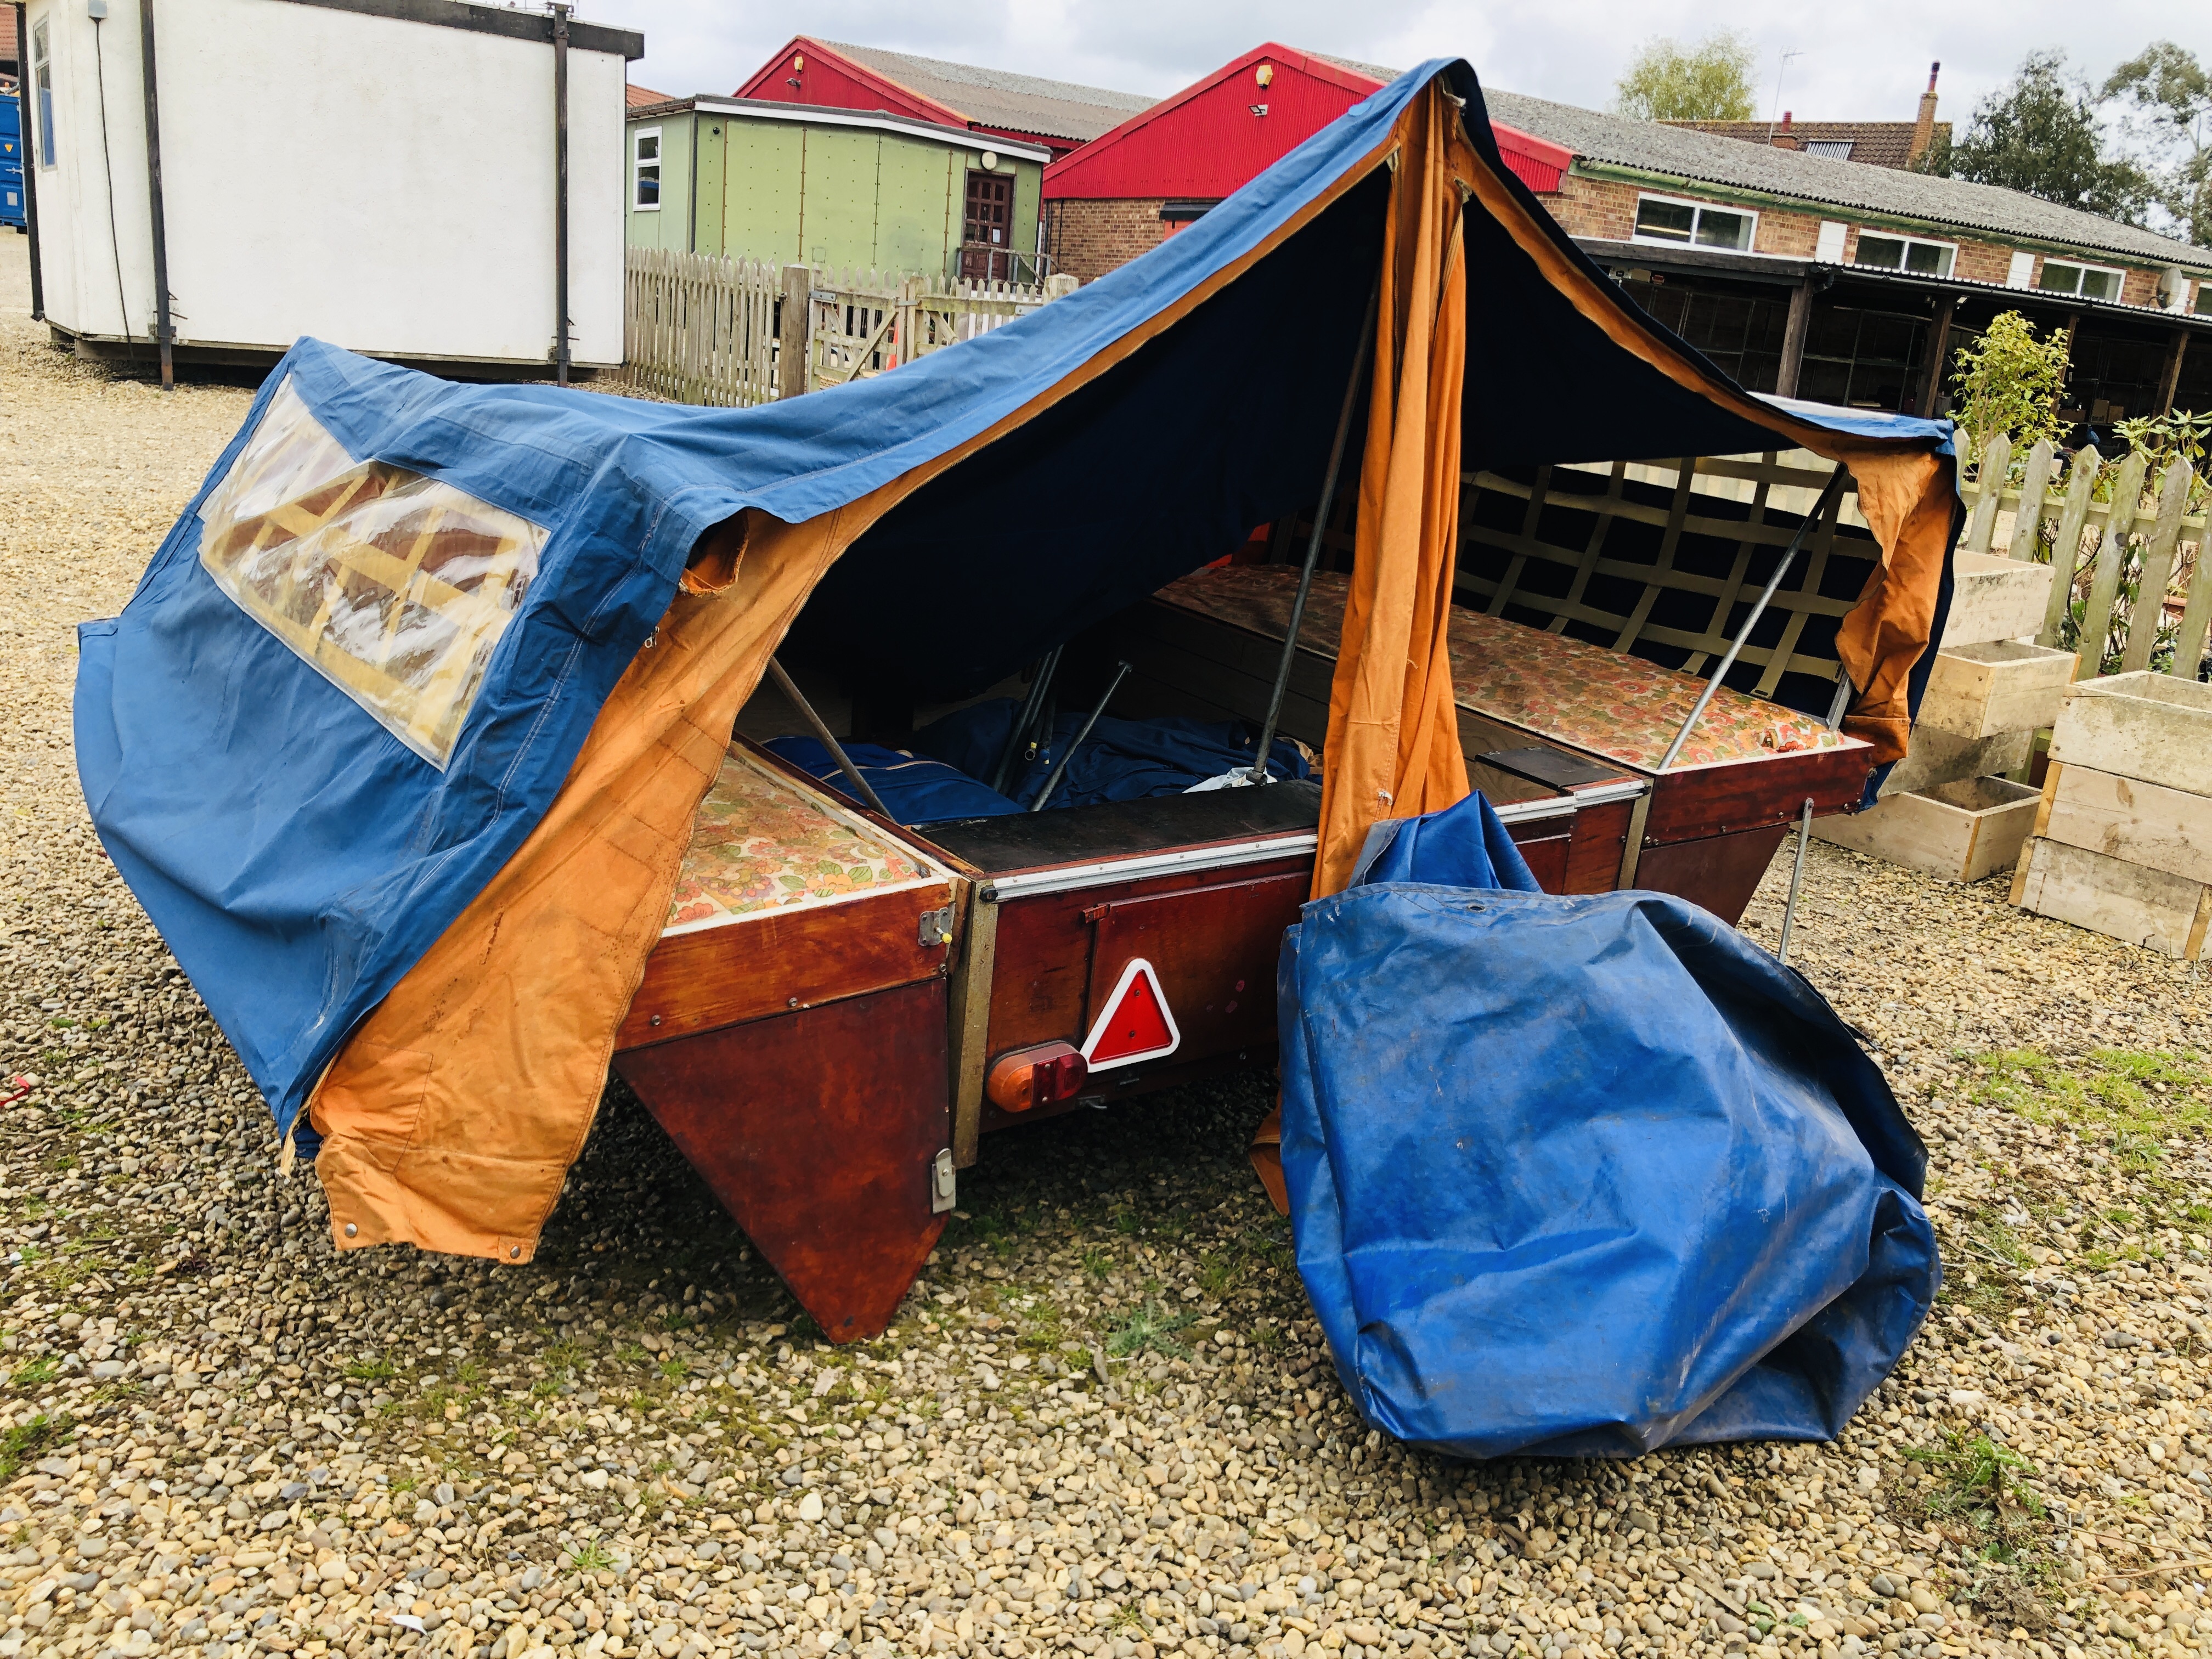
[3,232,2212,1659]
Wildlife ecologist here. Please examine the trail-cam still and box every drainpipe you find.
[138,0,173,387]
[14,2,44,320]
[550,3,571,384]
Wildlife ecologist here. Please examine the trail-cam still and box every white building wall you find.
[26,0,629,366]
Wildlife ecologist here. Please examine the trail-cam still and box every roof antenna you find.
[1765,49,1803,145]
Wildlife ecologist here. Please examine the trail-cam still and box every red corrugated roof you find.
[1044,45,1570,200]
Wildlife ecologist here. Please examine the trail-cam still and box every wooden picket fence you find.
[1956,432,2209,681]
[622,247,1076,408]
[806,269,1075,390]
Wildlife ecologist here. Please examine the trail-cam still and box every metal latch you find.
[929,1148,957,1214]
[918,906,953,947]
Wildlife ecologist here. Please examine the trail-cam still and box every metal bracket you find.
[918,906,953,948]
[929,1149,957,1215]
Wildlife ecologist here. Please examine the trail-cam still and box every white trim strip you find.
[679,99,1053,163]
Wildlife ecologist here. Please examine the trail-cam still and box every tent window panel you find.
[196,377,548,769]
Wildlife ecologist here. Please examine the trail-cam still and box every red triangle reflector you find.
[1081,957,1182,1070]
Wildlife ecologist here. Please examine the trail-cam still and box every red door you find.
[961,171,1013,279]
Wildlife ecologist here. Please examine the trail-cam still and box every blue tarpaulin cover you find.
[763,738,1023,825]
[1279,793,1939,1456]
[915,701,1312,810]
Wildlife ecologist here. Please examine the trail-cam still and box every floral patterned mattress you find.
[1159,566,1849,773]
[665,748,939,936]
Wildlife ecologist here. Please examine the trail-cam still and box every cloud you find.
[596,0,2207,135]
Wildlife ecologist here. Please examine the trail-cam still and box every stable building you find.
[625,97,1048,281]
[18,0,639,376]
[1040,44,1570,285]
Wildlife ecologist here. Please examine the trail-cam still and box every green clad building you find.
[626,97,1050,280]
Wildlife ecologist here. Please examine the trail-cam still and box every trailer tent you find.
[77,60,1960,1266]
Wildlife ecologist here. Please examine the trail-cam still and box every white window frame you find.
[1850,230,1957,279]
[631,126,663,213]
[1629,192,1759,255]
[2035,257,2129,303]
[31,15,57,168]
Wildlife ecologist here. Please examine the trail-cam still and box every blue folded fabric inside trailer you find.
[1279,793,1939,1457]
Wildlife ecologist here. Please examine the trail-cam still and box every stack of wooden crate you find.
[2011,673,2212,960]
[1813,548,2070,882]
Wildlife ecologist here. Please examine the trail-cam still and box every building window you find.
[1853,233,1956,278]
[632,128,661,211]
[1632,194,1756,253]
[2035,258,2126,303]
[32,18,57,167]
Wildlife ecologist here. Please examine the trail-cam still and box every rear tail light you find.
[986,1042,1088,1113]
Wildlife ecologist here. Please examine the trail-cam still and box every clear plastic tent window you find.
[196,378,548,769]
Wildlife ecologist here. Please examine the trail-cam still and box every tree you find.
[1946,49,2154,224]
[1613,32,1758,123]
[1948,311,2070,462]
[2104,41,2212,246]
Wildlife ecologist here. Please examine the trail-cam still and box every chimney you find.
[1908,62,1940,167]
[1771,110,1801,150]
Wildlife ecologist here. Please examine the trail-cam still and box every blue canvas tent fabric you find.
[74,54,1960,1243]
[1278,795,1938,1455]
[915,700,1311,810]
[762,738,1023,825]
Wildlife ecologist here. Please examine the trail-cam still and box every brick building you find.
[1663,63,1950,171]
[1488,87,2212,423]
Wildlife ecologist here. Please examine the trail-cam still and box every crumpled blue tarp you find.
[763,737,1022,825]
[915,699,1311,809]
[1279,792,1939,1458]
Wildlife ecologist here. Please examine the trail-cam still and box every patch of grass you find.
[0,1414,70,1482]
[656,1358,686,1381]
[1968,1048,2210,1166]
[1107,1302,1195,1362]
[1896,1431,2048,1567]
[5,1357,58,1392]
[1081,1248,1113,1280]
[343,1358,396,1381]
[568,1540,615,1573]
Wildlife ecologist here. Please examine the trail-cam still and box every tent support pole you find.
[767,658,890,820]
[988,644,1062,795]
[550,2,571,386]
[1030,661,1131,812]
[137,0,172,388]
[1247,270,1382,784]
[1657,464,1848,773]
[1777,796,1814,965]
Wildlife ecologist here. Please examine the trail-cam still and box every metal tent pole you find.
[1246,271,1382,784]
[1777,795,1814,964]
[767,658,890,820]
[1029,661,1131,812]
[1657,464,1849,773]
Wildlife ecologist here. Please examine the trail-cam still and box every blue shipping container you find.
[1,93,24,232]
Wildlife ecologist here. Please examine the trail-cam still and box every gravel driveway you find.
[2,233,2210,1659]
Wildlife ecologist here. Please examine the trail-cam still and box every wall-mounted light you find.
[980,150,1000,171]
[786,53,804,91]
[1256,63,1273,87]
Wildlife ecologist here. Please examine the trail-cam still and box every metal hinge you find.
[918,906,953,947]
[929,1148,957,1215]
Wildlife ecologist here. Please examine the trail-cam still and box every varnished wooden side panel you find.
[1644,745,1872,847]
[1088,871,1311,1057]
[1562,799,1633,894]
[614,981,950,1342]
[1505,827,1573,893]
[1634,823,1792,924]
[618,880,953,1051]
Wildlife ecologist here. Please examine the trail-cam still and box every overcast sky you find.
[592,0,2208,143]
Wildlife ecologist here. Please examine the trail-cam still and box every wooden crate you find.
[2036,761,2212,887]
[1943,551,2053,648]
[1813,775,2041,883]
[2010,836,2212,960]
[1916,640,2077,740]
[1880,726,2033,798]
[2048,671,2212,800]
